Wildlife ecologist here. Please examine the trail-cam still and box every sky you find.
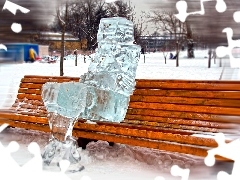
[1,0,240,46]
[0,0,58,42]
[128,0,156,34]
[0,0,177,37]
[138,0,240,47]
[0,0,155,41]
[114,0,240,47]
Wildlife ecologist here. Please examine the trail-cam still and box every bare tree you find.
[55,1,69,76]
[106,0,133,18]
[50,0,146,73]
[147,11,187,67]
[162,42,169,64]
[185,21,195,58]
[161,36,173,64]
[131,11,148,45]
[154,0,240,49]
[66,0,107,51]
[67,0,146,48]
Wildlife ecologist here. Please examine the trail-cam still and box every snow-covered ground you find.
[0,50,238,180]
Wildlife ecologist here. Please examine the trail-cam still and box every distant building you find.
[37,32,79,42]
[21,31,81,54]
[139,35,176,52]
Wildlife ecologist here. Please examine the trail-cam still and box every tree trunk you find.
[176,42,179,67]
[187,39,194,58]
[75,52,77,66]
[60,30,65,76]
[59,3,68,76]
[208,49,212,68]
[186,21,194,58]
[163,52,167,64]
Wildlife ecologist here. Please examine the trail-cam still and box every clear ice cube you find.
[41,17,141,170]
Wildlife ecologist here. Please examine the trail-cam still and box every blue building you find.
[0,43,39,62]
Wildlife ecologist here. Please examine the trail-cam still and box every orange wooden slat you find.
[126,108,240,123]
[133,89,240,99]
[19,79,79,89]
[0,119,50,132]
[24,75,79,80]
[13,99,44,106]
[21,76,240,90]
[124,114,237,128]
[18,88,42,95]
[81,120,195,135]
[90,121,214,135]
[0,113,48,123]
[130,95,240,107]
[13,103,39,109]
[129,102,240,116]
[21,78,79,84]
[17,93,42,101]
[19,83,42,89]
[22,75,240,84]
[135,80,240,91]
[124,119,236,133]
[16,110,47,117]
[12,103,46,111]
[135,79,240,84]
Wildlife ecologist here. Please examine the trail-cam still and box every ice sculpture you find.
[41,17,140,171]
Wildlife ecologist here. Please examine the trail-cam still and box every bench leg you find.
[77,137,115,149]
[77,138,97,149]
[109,142,114,147]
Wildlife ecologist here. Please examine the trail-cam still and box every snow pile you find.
[84,140,202,171]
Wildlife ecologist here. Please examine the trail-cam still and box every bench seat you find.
[1,75,240,160]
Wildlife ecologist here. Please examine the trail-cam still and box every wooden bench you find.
[1,75,240,160]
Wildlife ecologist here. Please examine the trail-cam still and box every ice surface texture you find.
[41,17,140,169]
